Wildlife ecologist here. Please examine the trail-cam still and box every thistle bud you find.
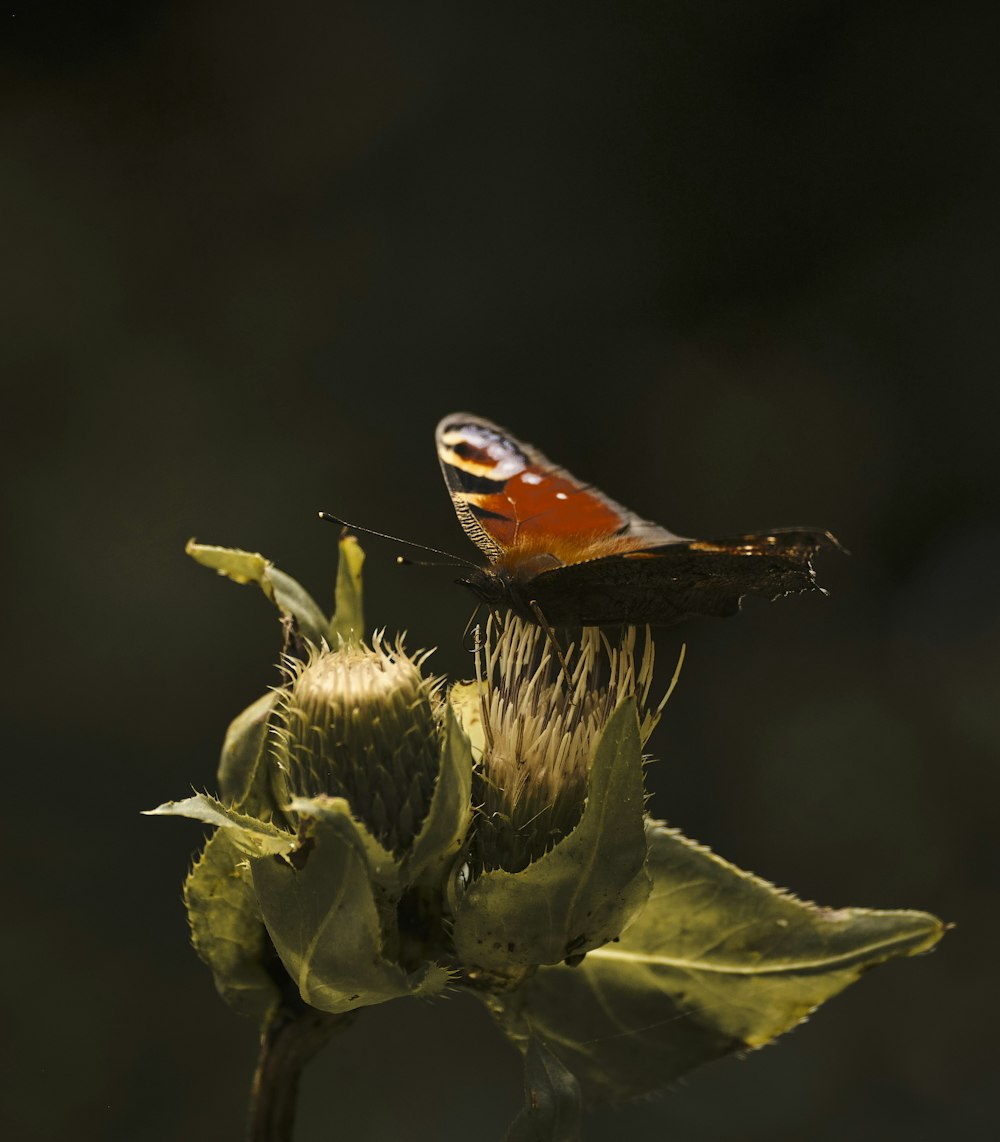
[471,615,674,874]
[272,635,442,855]
[449,615,681,974]
[151,540,468,1022]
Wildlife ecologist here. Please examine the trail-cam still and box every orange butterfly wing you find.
[435,413,680,569]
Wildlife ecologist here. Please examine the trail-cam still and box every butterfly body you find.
[437,413,839,629]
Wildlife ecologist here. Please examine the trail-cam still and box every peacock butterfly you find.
[436,412,840,628]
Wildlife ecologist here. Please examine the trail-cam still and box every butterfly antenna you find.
[396,555,469,569]
[318,511,478,569]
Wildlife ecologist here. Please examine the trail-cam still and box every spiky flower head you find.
[272,634,442,854]
[470,615,681,874]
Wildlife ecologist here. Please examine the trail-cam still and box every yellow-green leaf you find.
[329,535,365,645]
[448,680,486,759]
[186,540,329,645]
[144,793,295,858]
[487,819,946,1103]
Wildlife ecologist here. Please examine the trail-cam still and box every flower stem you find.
[248,998,351,1142]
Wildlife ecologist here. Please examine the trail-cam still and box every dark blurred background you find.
[4,2,997,1139]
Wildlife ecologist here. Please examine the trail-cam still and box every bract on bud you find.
[273,636,442,855]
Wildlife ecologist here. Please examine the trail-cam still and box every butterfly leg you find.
[528,599,574,690]
[461,602,486,654]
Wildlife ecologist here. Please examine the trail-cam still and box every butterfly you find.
[436,412,840,628]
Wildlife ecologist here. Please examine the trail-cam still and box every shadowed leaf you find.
[287,795,402,897]
[183,830,280,1021]
[217,690,283,817]
[487,820,946,1103]
[504,1041,582,1142]
[406,702,473,884]
[253,815,449,1015]
[503,1038,582,1142]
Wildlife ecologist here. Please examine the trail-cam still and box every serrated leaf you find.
[144,793,295,858]
[217,690,283,817]
[186,540,329,646]
[487,819,946,1104]
[287,795,403,897]
[183,830,280,1021]
[252,815,448,1014]
[453,699,651,973]
[406,702,473,884]
[329,535,365,645]
[503,1038,582,1142]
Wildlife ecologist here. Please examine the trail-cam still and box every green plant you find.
[148,536,944,1141]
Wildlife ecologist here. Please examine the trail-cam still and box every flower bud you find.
[471,616,676,874]
[449,616,681,974]
[272,635,442,855]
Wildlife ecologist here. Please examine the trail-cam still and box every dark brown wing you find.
[519,529,841,627]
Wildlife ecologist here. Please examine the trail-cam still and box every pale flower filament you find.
[471,614,683,870]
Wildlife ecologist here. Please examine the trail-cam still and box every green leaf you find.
[452,699,651,973]
[183,830,281,1021]
[329,535,365,645]
[287,795,402,898]
[487,819,947,1104]
[217,691,282,816]
[186,540,329,646]
[144,793,295,858]
[448,680,486,759]
[252,815,449,1015]
[503,1039,582,1142]
[406,702,473,884]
